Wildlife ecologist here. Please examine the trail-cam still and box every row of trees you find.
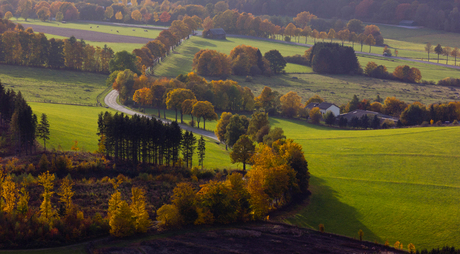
[157,137,309,227]
[192,45,286,77]
[97,112,206,166]
[307,42,361,74]
[364,62,422,83]
[425,43,460,65]
[342,94,460,126]
[0,20,114,73]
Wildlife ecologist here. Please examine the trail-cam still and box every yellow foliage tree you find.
[131,10,142,21]
[2,175,17,214]
[130,187,151,233]
[104,6,114,19]
[16,181,29,214]
[309,107,321,124]
[214,112,233,143]
[57,177,74,214]
[408,243,416,254]
[38,171,56,223]
[156,204,181,227]
[115,11,123,20]
[4,11,13,20]
[280,91,301,118]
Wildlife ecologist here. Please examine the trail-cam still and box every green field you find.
[41,32,144,53]
[0,65,108,106]
[16,18,163,39]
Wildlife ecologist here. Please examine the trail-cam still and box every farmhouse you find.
[205,28,226,39]
[338,109,398,123]
[306,102,340,117]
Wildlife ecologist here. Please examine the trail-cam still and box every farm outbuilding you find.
[399,20,418,26]
[205,28,226,39]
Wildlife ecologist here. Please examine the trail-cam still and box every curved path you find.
[104,90,218,141]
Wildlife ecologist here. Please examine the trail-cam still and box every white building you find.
[306,102,340,117]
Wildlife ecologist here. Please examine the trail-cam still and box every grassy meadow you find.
[16,18,163,39]
[0,65,108,105]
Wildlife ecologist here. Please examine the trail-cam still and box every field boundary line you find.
[321,176,460,189]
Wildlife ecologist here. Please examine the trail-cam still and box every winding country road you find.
[104,90,219,141]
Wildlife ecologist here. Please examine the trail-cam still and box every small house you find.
[306,102,340,117]
[205,28,226,40]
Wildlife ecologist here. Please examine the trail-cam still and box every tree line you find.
[0,19,114,73]
[97,111,206,167]
[192,45,286,77]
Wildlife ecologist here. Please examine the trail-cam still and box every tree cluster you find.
[308,42,361,75]
[157,138,309,227]
[0,22,113,73]
[192,45,284,77]
[97,111,206,167]
[0,82,36,155]
[364,62,422,83]
[0,170,107,248]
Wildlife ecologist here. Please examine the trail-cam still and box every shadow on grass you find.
[192,40,217,47]
[268,117,341,132]
[286,175,382,243]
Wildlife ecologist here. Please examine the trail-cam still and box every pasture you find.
[0,65,108,106]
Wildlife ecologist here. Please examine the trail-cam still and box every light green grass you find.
[16,18,163,39]
[30,103,113,152]
[0,65,108,106]
[273,119,460,250]
[41,32,144,53]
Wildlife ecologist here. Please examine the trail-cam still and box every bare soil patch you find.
[23,24,153,43]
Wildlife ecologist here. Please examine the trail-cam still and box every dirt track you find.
[22,24,154,43]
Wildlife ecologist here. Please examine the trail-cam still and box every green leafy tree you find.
[225,114,247,148]
[37,113,50,151]
[109,50,140,74]
[214,112,232,145]
[192,101,218,129]
[263,127,285,147]
[324,111,335,125]
[264,50,286,74]
[197,136,206,169]
[230,135,255,171]
[434,44,443,63]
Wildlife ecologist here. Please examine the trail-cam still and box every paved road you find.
[104,90,219,141]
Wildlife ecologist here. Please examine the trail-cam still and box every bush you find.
[284,36,291,42]
[436,120,443,126]
[284,54,310,66]
[309,43,360,75]
[381,119,396,128]
[420,121,430,127]
[453,120,459,125]
[245,76,253,82]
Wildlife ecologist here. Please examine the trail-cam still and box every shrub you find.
[156,204,182,228]
[284,36,291,42]
[381,119,396,128]
[420,121,429,127]
[284,54,310,66]
[453,120,459,125]
[435,120,443,126]
[245,76,253,82]
[319,224,325,233]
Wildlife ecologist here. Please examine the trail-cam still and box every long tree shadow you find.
[285,175,382,243]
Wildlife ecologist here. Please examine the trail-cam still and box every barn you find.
[205,28,226,39]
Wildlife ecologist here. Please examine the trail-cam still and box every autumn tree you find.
[38,171,56,224]
[393,65,422,83]
[305,95,324,106]
[230,135,255,171]
[109,50,140,74]
[443,46,452,64]
[171,182,197,225]
[182,98,197,124]
[309,107,321,124]
[264,50,286,74]
[451,47,459,66]
[280,91,302,118]
[57,177,74,214]
[131,10,142,22]
[247,112,269,142]
[358,33,367,52]
[37,113,50,150]
[293,11,316,28]
[104,6,114,19]
[383,97,408,117]
[365,34,376,53]
[192,101,218,129]
[225,114,248,148]
[192,49,231,77]
[108,177,135,237]
[327,28,336,42]
[130,187,151,233]
[17,0,33,21]
[159,11,171,22]
[347,19,364,34]
[2,175,17,214]
[215,112,232,145]
[166,88,196,123]
[434,44,443,63]
[4,11,13,20]
[425,42,432,62]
